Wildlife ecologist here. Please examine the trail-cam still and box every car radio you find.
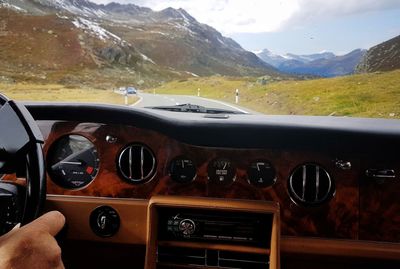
[158,208,273,247]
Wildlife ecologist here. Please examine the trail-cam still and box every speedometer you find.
[47,135,99,189]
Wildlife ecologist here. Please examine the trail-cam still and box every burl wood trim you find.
[281,236,400,261]
[45,195,148,244]
[39,121,360,241]
[144,196,280,269]
[44,195,400,263]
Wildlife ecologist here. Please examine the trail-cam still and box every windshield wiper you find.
[146,104,244,114]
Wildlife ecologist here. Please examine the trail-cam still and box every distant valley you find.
[255,49,366,77]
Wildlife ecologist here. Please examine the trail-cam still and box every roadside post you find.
[198,88,200,97]
[235,89,239,104]
[124,89,128,105]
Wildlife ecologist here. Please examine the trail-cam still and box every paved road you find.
[132,93,255,114]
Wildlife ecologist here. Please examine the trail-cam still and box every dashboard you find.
[6,102,400,268]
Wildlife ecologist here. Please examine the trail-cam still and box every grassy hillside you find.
[0,83,138,105]
[150,70,400,119]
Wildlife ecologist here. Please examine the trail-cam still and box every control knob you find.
[178,219,196,236]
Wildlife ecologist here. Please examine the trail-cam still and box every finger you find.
[12,223,21,230]
[1,222,22,239]
[25,211,66,236]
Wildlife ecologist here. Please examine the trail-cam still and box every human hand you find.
[0,211,66,269]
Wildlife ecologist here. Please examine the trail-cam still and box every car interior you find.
[1,93,400,269]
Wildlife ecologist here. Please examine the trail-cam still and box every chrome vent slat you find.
[315,165,320,201]
[140,146,144,180]
[301,165,306,200]
[157,246,269,269]
[289,163,334,206]
[117,144,156,183]
[128,147,132,179]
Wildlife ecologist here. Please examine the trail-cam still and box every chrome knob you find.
[335,159,352,170]
[178,219,196,236]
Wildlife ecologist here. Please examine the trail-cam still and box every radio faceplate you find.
[158,208,273,247]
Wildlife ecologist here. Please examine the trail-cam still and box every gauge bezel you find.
[46,134,100,190]
[207,157,237,185]
[246,159,277,188]
[169,156,197,184]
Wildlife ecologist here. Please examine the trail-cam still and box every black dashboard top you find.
[25,102,400,155]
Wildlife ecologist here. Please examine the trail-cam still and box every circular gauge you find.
[47,135,99,189]
[247,160,277,188]
[208,158,236,185]
[170,157,197,183]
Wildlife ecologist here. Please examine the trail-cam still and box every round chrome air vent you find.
[117,144,156,184]
[288,164,334,206]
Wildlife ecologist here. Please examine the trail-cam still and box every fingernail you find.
[12,223,21,230]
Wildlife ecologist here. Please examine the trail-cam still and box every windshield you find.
[0,0,399,118]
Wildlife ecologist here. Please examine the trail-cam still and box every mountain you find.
[0,6,171,88]
[279,49,366,77]
[356,35,400,73]
[0,0,277,80]
[255,49,288,68]
[285,52,336,63]
[256,49,365,77]
[256,49,336,68]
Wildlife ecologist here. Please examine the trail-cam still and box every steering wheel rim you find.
[0,93,46,233]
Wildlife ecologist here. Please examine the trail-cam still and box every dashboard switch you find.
[366,169,396,183]
[335,159,352,170]
[90,206,120,237]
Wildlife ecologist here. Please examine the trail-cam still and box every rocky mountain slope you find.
[0,7,171,88]
[356,35,400,73]
[256,49,365,77]
[0,0,277,82]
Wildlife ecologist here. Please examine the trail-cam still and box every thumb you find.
[23,211,66,236]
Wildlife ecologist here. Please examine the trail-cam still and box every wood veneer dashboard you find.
[36,118,400,244]
[8,102,397,266]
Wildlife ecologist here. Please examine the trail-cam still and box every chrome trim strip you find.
[140,146,144,180]
[302,165,306,201]
[315,165,320,201]
[129,146,133,179]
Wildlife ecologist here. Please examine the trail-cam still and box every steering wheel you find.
[0,93,46,235]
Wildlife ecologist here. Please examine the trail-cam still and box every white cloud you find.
[91,0,400,34]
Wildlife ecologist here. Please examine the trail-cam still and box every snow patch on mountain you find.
[36,0,107,18]
[140,53,155,64]
[72,17,122,43]
[0,2,26,12]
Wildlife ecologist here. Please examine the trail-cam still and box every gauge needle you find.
[60,161,83,165]
[51,148,91,170]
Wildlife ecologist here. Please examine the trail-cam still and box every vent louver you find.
[117,144,156,183]
[288,164,334,206]
[157,246,269,269]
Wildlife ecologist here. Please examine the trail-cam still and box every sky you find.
[91,0,400,55]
